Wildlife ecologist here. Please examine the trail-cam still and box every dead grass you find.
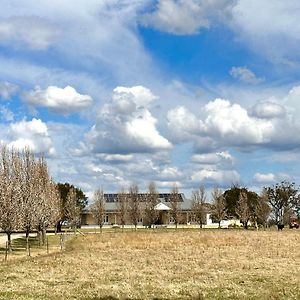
[0,229,300,299]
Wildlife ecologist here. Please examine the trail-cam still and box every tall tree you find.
[266,181,298,224]
[127,184,140,230]
[56,182,87,231]
[223,185,242,218]
[117,189,128,231]
[144,182,159,229]
[169,185,181,229]
[65,187,82,232]
[191,185,207,229]
[90,188,106,232]
[255,190,271,229]
[35,158,61,245]
[235,190,251,229]
[19,148,38,250]
[211,187,226,229]
[0,146,22,251]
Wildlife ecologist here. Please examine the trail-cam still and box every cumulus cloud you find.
[251,101,285,119]
[191,168,240,185]
[0,81,18,100]
[168,94,300,151]
[191,151,233,165]
[0,16,60,50]
[230,66,264,84]
[86,86,171,154]
[253,172,276,184]
[167,106,201,142]
[8,118,55,155]
[141,0,236,35]
[22,85,92,114]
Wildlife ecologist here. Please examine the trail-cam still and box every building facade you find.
[81,193,239,228]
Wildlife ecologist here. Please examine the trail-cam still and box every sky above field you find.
[1,0,300,199]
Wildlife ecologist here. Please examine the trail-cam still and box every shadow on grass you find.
[0,236,40,253]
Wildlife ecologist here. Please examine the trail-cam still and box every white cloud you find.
[230,0,300,64]
[0,16,60,50]
[22,85,93,115]
[113,86,158,108]
[8,118,55,155]
[191,168,240,185]
[101,154,134,163]
[86,86,171,154]
[191,151,233,165]
[0,81,18,100]
[167,106,201,142]
[230,66,264,84]
[168,93,300,151]
[0,1,156,98]
[251,101,285,119]
[142,0,236,35]
[253,172,276,184]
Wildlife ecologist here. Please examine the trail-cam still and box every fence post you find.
[5,241,8,261]
[60,233,63,250]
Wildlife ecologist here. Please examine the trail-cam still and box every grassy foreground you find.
[0,229,300,299]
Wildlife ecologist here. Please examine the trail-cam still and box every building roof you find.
[103,193,186,203]
[154,202,171,211]
[83,192,192,213]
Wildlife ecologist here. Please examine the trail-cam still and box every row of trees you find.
[0,146,88,251]
[90,183,183,231]
[0,146,60,251]
[192,182,300,229]
[89,181,300,231]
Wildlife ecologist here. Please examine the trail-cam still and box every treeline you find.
[90,183,183,230]
[0,146,87,251]
[89,182,300,230]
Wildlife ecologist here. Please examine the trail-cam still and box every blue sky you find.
[1,0,300,199]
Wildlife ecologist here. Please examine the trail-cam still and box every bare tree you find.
[211,187,226,229]
[169,185,181,229]
[191,185,207,229]
[236,190,251,229]
[0,146,22,251]
[19,148,38,250]
[35,158,61,244]
[117,189,127,231]
[255,189,271,229]
[65,187,81,233]
[144,182,159,229]
[90,188,106,232]
[127,184,140,230]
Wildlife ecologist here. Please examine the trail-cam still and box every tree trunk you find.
[6,232,12,252]
[37,230,42,246]
[42,227,47,245]
[218,221,221,229]
[56,221,62,233]
[25,229,30,251]
[244,221,248,230]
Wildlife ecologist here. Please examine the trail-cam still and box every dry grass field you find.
[1,229,300,299]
